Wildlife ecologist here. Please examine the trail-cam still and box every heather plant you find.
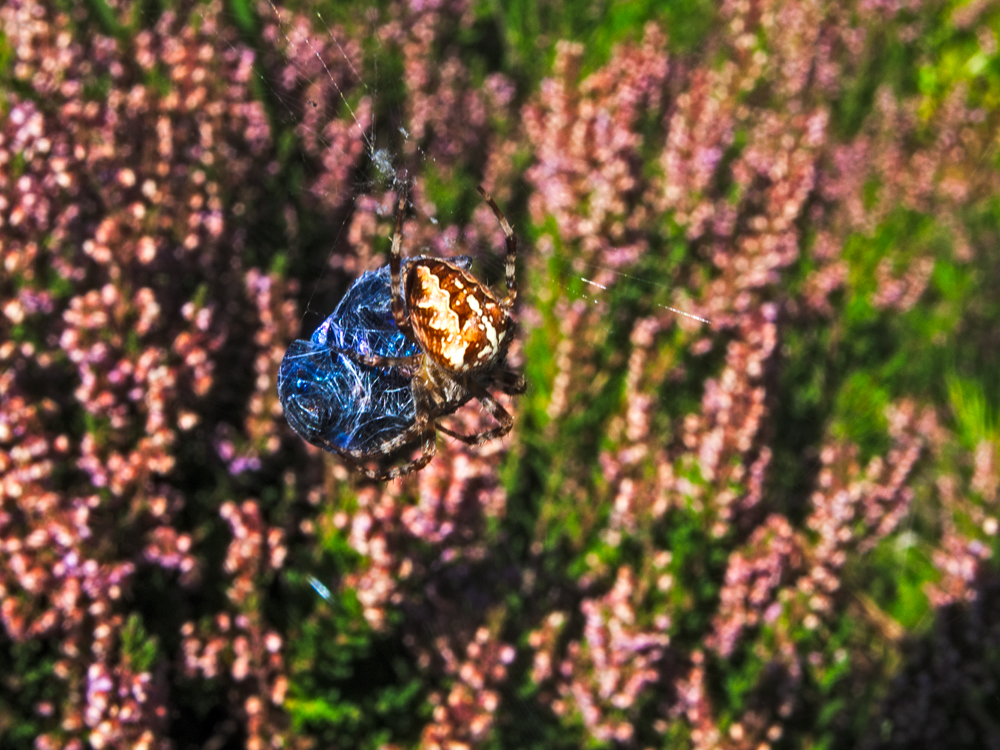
[2,1,1000,749]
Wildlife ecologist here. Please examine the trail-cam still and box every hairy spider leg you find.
[318,390,438,481]
[316,429,435,481]
[437,400,516,443]
[315,440,383,479]
[436,424,482,444]
[493,369,527,395]
[388,190,415,340]
[437,422,511,446]
[440,367,524,440]
[476,186,517,310]
[362,383,438,479]
[330,346,421,372]
[435,377,514,446]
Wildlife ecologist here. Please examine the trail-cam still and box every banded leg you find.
[320,412,436,481]
[365,385,437,478]
[326,435,435,481]
[437,373,523,444]
[388,189,415,340]
[331,346,420,372]
[477,186,517,310]
[437,424,496,445]
[438,378,514,446]
[365,426,436,481]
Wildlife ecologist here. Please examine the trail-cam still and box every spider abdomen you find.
[406,258,512,373]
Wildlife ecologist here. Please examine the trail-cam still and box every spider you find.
[278,186,524,480]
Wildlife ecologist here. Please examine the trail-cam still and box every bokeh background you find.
[3,0,1000,748]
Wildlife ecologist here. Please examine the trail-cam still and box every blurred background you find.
[3,0,1000,748]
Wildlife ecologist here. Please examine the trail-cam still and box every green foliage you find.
[834,30,919,137]
[867,535,936,631]
[0,637,61,750]
[495,0,715,83]
[662,506,728,642]
[424,163,481,226]
[917,2,1000,115]
[283,583,430,748]
[228,0,257,35]
[83,0,125,37]
[949,375,998,449]
[833,372,891,462]
[121,612,160,674]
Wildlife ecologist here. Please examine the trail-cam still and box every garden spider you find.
[325,186,525,480]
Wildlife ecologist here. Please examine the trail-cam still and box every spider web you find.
[207,3,710,745]
[241,0,708,339]
[211,4,561,744]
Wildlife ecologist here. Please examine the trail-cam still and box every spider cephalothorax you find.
[278,186,524,480]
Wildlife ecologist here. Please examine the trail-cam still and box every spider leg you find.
[444,378,514,446]
[375,426,436,481]
[477,186,517,310]
[331,346,420,372]
[326,380,438,480]
[389,189,416,340]
[437,423,492,445]
[317,415,436,481]
[493,369,526,395]
[315,438,382,478]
